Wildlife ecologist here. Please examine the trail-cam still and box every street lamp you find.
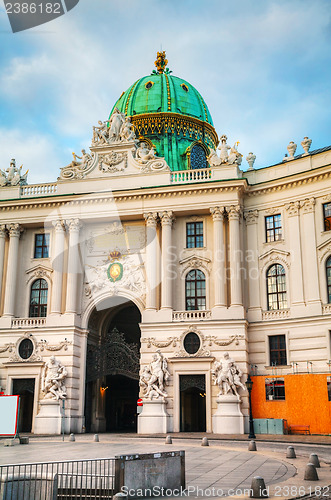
[245,374,256,439]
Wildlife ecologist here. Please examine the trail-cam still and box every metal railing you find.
[0,458,115,500]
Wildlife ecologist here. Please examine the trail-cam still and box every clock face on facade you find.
[107,262,123,282]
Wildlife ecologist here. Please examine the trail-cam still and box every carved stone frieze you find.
[204,334,244,347]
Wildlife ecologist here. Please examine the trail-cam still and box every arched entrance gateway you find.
[84,297,141,433]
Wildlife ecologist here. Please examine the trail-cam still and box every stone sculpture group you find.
[92,108,137,146]
[42,356,67,401]
[0,159,28,187]
[212,351,246,397]
[140,350,170,400]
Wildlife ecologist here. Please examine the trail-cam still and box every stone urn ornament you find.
[246,152,256,170]
[287,141,297,158]
[301,137,312,155]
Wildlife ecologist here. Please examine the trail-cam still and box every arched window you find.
[185,270,206,310]
[327,256,331,303]
[190,145,207,170]
[266,264,287,310]
[29,279,48,317]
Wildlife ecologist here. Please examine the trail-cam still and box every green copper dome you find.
[113,73,213,125]
[110,53,218,171]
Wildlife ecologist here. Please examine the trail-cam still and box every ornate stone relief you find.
[259,248,290,270]
[0,159,28,187]
[84,253,146,300]
[99,151,127,173]
[0,333,72,363]
[25,265,53,285]
[179,255,211,276]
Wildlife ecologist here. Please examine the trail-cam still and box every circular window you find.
[18,339,34,360]
[181,83,189,92]
[145,81,154,90]
[183,332,201,355]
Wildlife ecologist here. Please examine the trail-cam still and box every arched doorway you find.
[85,299,141,433]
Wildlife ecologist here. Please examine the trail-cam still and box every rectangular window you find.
[186,222,203,248]
[269,334,287,366]
[265,214,282,242]
[265,377,285,400]
[327,377,331,402]
[34,233,50,259]
[323,203,331,232]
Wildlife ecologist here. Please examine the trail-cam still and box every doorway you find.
[85,300,141,433]
[180,374,206,432]
[12,379,35,433]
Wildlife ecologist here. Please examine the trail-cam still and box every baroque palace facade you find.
[0,53,331,435]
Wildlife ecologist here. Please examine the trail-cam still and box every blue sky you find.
[0,0,330,184]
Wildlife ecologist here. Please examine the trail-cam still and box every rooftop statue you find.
[136,142,156,164]
[207,148,222,167]
[301,136,312,155]
[140,350,170,400]
[92,120,109,145]
[212,352,246,397]
[218,135,231,163]
[108,107,125,142]
[120,116,136,142]
[228,142,243,166]
[0,159,28,187]
[42,356,67,401]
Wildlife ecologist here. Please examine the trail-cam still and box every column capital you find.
[244,210,258,225]
[66,218,82,232]
[210,206,224,221]
[7,223,22,238]
[159,211,174,226]
[143,212,158,227]
[0,224,7,238]
[300,197,315,214]
[285,201,300,217]
[227,205,242,221]
[52,220,66,232]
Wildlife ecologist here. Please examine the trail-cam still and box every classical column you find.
[143,212,158,310]
[300,198,321,307]
[159,211,174,310]
[227,205,243,307]
[50,220,66,315]
[285,201,304,307]
[3,223,21,317]
[65,219,82,314]
[210,207,226,307]
[244,210,260,312]
[0,225,7,308]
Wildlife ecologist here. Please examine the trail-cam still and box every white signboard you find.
[0,395,20,436]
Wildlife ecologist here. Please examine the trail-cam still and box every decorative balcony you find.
[172,310,211,321]
[262,309,290,320]
[170,168,212,184]
[20,183,58,197]
[12,317,46,328]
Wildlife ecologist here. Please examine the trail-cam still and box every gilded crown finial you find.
[155,51,168,74]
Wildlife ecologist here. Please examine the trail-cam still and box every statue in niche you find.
[212,352,246,397]
[218,134,231,163]
[42,356,67,400]
[120,116,136,142]
[108,107,125,142]
[136,142,156,164]
[92,120,109,145]
[228,142,243,165]
[140,350,170,400]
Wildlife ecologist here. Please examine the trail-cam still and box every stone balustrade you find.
[20,183,58,197]
[12,317,46,328]
[172,310,211,321]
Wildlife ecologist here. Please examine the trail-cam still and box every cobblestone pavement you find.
[0,434,330,498]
